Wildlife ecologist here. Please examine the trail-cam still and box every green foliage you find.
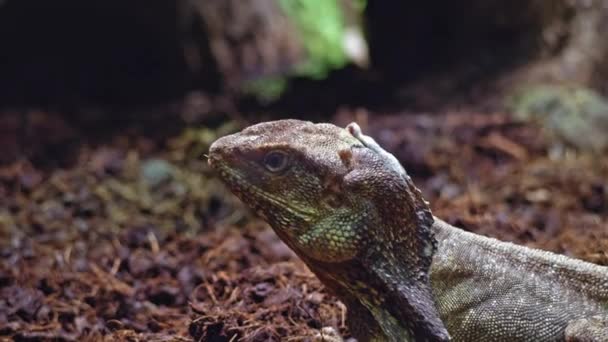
[242,77,288,103]
[244,0,367,101]
[278,0,349,79]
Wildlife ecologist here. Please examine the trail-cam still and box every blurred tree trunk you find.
[187,0,305,90]
[365,0,608,97]
[0,0,362,106]
[506,2,608,91]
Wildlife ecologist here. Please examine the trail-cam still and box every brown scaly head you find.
[208,120,449,341]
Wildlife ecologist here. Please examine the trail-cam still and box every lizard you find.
[207,119,608,341]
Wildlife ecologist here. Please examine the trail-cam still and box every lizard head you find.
[209,119,448,341]
[208,119,369,262]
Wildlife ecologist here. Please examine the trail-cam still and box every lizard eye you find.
[263,150,289,172]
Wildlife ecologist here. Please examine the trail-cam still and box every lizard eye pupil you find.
[263,151,288,172]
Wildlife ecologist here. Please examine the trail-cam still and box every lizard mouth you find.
[209,159,316,222]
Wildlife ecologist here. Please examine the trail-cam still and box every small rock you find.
[313,326,344,342]
[525,188,551,203]
[19,170,42,190]
[141,159,174,186]
[306,292,325,305]
[250,282,274,302]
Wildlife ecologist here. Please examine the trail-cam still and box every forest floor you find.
[1,106,607,341]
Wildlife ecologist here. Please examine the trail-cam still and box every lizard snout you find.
[208,136,235,169]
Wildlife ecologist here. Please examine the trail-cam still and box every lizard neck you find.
[366,257,451,342]
[365,176,449,341]
[303,187,451,341]
[307,251,450,342]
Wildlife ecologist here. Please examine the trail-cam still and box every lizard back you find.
[431,218,608,341]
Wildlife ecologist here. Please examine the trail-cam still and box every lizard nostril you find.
[208,138,242,170]
[207,153,217,167]
[208,141,226,168]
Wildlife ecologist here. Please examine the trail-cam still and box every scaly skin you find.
[208,119,608,342]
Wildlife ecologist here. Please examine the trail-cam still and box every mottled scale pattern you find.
[431,219,608,341]
[209,119,608,342]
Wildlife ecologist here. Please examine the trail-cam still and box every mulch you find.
[1,110,606,341]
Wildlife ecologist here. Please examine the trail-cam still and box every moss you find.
[510,85,608,153]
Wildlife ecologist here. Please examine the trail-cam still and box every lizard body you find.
[208,119,608,341]
[432,219,607,341]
